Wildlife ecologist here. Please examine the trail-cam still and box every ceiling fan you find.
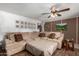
[41,6,70,18]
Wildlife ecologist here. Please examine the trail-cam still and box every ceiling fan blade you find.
[57,8,70,13]
[48,15,51,18]
[41,13,50,15]
[57,14,62,16]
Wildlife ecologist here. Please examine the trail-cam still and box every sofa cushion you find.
[5,34,15,44]
[9,34,15,41]
[6,40,26,56]
[55,32,61,39]
[14,34,23,42]
[5,39,14,44]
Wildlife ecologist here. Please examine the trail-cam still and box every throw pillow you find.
[48,33,55,39]
[14,34,23,42]
[39,33,46,37]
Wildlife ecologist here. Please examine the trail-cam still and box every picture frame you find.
[21,21,24,24]
[16,20,19,23]
[21,25,23,28]
[16,25,19,28]
[15,20,36,30]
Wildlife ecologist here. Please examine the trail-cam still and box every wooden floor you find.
[53,49,79,56]
[13,48,79,56]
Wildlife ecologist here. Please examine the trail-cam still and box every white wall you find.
[0,11,41,41]
[41,21,45,32]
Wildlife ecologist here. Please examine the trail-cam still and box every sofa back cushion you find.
[5,33,15,44]
[54,32,61,39]
[43,32,61,39]
[14,34,23,42]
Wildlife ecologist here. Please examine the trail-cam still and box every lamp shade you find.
[56,23,67,31]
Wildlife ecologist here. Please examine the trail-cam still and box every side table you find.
[0,46,7,56]
[62,39,74,51]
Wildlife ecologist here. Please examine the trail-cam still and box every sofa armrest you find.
[52,34,64,49]
[58,34,64,42]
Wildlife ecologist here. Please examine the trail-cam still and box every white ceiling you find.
[0,3,79,22]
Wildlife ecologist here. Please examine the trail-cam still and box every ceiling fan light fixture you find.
[41,5,70,18]
[51,14,55,18]
[51,13,57,18]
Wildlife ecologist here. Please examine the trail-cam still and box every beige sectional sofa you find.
[5,32,64,56]
[5,32,39,56]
